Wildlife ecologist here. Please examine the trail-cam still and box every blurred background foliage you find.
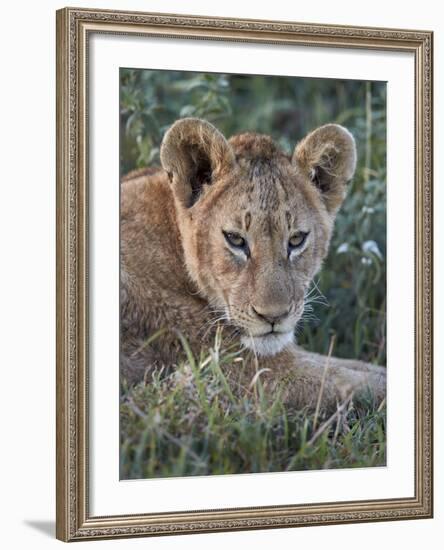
[120,69,386,365]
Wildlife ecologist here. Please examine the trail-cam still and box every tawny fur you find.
[120,118,386,411]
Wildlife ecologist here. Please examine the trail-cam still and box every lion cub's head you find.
[160,118,356,356]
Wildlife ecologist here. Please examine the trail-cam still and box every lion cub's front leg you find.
[240,344,386,412]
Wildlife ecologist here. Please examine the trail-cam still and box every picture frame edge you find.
[55,6,433,542]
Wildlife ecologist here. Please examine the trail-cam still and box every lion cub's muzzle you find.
[248,302,303,336]
[232,302,304,357]
[251,305,290,332]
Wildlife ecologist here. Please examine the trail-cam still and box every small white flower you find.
[362,206,375,214]
[336,243,349,254]
[362,240,383,259]
[361,257,372,266]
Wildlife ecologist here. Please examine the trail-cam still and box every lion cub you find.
[120,118,386,409]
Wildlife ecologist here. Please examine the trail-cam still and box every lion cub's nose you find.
[252,305,290,325]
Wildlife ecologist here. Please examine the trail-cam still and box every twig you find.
[313,334,336,432]
[307,392,354,448]
[332,401,342,446]
[247,332,261,403]
[249,368,272,389]
[377,396,386,413]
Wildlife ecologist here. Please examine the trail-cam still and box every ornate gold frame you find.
[56,7,433,542]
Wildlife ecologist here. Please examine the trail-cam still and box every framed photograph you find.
[56,7,433,541]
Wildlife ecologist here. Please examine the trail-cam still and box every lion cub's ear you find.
[292,124,357,214]
[160,118,235,208]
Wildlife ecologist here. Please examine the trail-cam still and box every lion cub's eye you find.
[223,231,246,249]
[223,231,250,258]
[288,231,309,253]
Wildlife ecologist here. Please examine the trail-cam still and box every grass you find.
[120,334,386,480]
[119,69,387,479]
